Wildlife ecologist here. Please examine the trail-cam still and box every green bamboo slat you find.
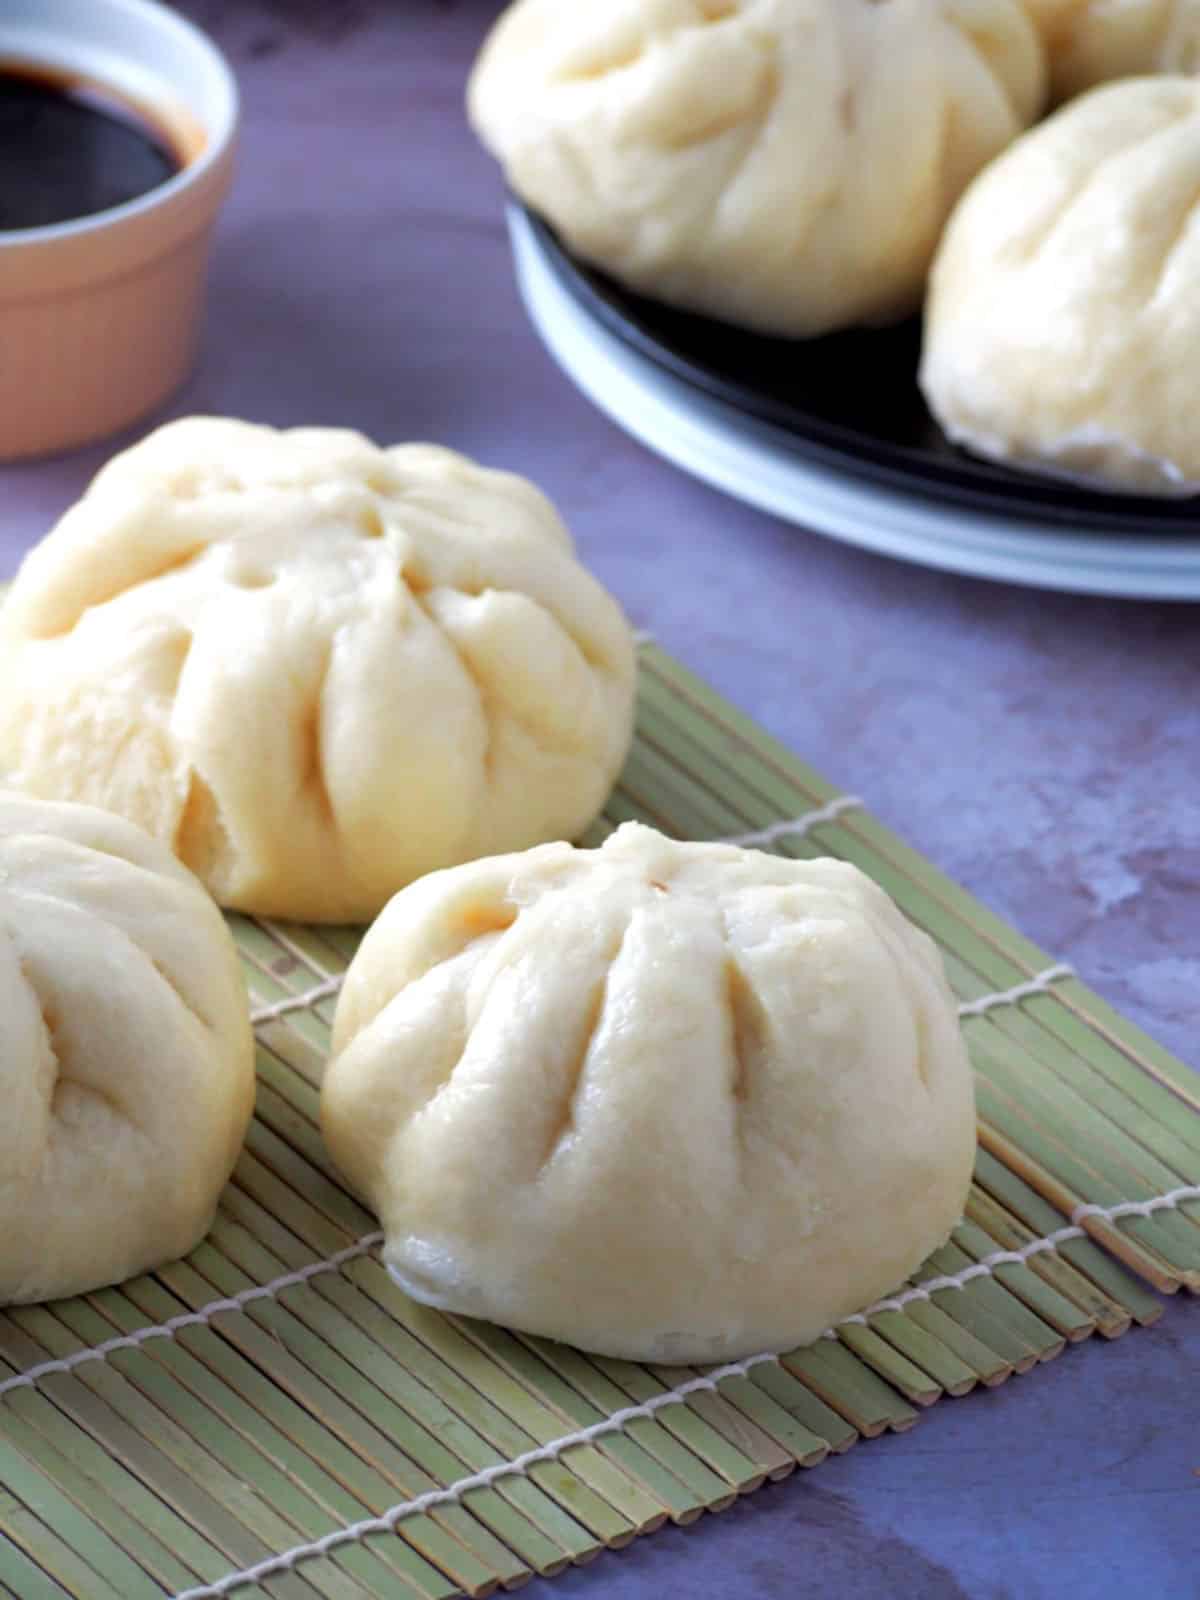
[0,1528,73,1600]
[258,919,348,982]
[974,1083,1197,1291]
[830,1326,942,1408]
[893,1294,1013,1388]
[963,1189,1132,1341]
[653,1384,796,1483]
[951,1222,1095,1344]
[48,1294,399,1600]
[151,1255,506,1600]
[245,1107,374,1237]
[743,1363,859,1455]
[0,1432,172,1600]
[857,1312,979,1398]
[857,1274,1002,1397]
[907,1259,1043,1373]
[231,914,327,984]
[0,1478,128,1600]
[0,1401,201,1594]
[2,1371,223,1593]
[210,1201,590,1576]
[618,746,732,841]
[648,1368,827,1473]
[927,1240,1065,1368]
[781,1341,919,1437]
[90,1281,451,1600]
[484,1338,736,1517]
[970,1036,1200,1253]
[228,1151,671,1548]
[972,1151,1164,1326]
[0,1322,334,1600]
[250,1079,346,1198]
[584,1357,767,1495]
[308,924,365,964]
[951,960,1200,1164]
[261,918,360,984]
[170,1246,516,1598]
[441,1323,708,1524]
[978,1118,1190,1301]
[254,1008,334,1089]
[1045,978,1200,1116]
[115,1277,458,1600]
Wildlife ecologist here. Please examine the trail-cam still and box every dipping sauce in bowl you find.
[0,61,185,231]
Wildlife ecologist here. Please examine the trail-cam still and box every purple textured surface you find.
[1,6,1196,1597]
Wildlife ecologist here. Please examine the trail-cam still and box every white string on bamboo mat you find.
[164,1181,1200,1600]
[250,976,345,1026]
[719,794,864,850]
[831,1183,1200,1333]
[0,1234,383,1399]
[957,964,1075,1019]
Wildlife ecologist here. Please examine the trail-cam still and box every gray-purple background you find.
[2,6,1196,1596]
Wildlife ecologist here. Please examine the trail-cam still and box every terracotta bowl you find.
[0,0,238,461]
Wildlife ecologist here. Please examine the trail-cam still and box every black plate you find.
[524,205,1200,536]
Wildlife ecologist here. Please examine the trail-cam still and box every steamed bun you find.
[1023,1,1200,102]
[321,823,976,1363]
[0,419,635,922]
[469,0,1046,338]
[921,78,1200,495]
[0,794,254,1305]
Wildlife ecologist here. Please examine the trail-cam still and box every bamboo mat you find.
[2,640,1199,1600]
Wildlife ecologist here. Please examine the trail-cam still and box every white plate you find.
[509,206,1200,601]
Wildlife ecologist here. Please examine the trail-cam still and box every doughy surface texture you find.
[469,0,1046,337]
[0,793,255,1306]
[322,823,976,1362]
[0,419,635,921]
[921,77,1200,496]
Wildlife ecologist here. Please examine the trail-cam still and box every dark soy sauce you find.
[0,62,183,232]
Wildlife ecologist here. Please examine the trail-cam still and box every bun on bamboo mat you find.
[321,821,977,1363]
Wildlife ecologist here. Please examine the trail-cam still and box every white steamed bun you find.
[469,0,1047,338]
[321,823,976,1363]
[921,77,1200,496]
[1022,1,1200,102]
[0,418,635,922]
[0,794,255,1305]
